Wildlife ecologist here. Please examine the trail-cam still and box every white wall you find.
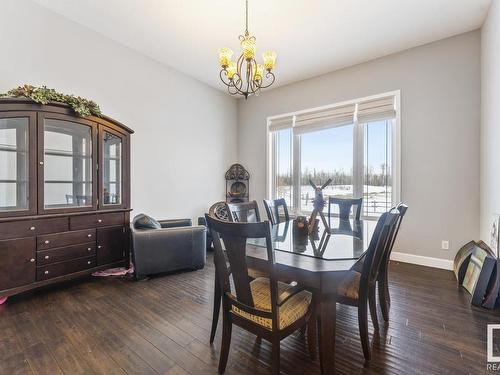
[0,0,237,221]
[238,31,481,261]
[480,1,500,244]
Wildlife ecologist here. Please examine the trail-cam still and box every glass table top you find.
[248,217,377,260]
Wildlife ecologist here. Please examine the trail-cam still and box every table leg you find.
[319,294,336,375]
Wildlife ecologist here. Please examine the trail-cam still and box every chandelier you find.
[218,0,277,99]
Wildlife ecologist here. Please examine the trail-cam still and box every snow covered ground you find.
[276,185,392,215]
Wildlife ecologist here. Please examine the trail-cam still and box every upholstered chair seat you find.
[337,270,362,300]
[231,277,312,330]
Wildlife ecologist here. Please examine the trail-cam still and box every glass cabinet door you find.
[0,115,34,214]
[40,116,96,211]
[101,129,123,207]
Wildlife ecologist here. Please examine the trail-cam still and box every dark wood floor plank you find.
[0,352,34,375]
[27,301,97,375]
[23,342,64,375]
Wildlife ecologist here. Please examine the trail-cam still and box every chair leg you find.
[378,277,390,323]
[358,300,371,361]
[307,313,317,361]
[210,277,222,343]
[385,271,391,306]
[368,286,379,332]
[218,310,232,374]
[271,337,280,375]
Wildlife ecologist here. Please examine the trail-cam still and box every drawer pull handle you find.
[98,219,102,223]
[44,270,49,275]
[44,255,49,260]
[98,245,102,249]
[39,161,44,165]
[87,234,92,238]
[87,247,92,251]
[87,261,91,265]
[30,226,36,231]
[44,240,50,244]
[30,258,35,263]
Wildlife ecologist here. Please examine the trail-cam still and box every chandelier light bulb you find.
[254,64,264,81]
[218,48,233,68]
[263,51,277,71]
[241,37,256,60]
[226,61,237,79]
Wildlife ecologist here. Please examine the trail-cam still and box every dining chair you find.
[209,200,265,344]
[263,198,290,225]
[208,204,231,344]
[205,215,316,375]
[335,210,400,361]
[327,197,363,220]
[377,203,408,322]
[225,200,261,222]
[209,201,231,221]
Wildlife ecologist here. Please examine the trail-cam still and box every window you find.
[268,91,400,218]
[300,124,353,213]
[274,128,293,209]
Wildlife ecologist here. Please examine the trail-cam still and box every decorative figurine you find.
[308,178,332,234]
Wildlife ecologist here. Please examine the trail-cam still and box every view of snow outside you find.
[275,119,392,217]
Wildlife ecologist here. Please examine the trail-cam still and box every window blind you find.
[268,116,293,132]
[293,103,356,134]
[357,95,396,123]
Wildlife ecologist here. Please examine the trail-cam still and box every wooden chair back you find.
[378,203,408,276]
[205,215,279,328]
[358,211,399,298]
[390,203,408,253]
[209,201,231,221]
[225,200,261,223]
[263,198,290,225]
[328,197,363,220]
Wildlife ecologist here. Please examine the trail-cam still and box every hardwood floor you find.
[0,254,496,375]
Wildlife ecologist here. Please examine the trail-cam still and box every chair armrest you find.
[158,219,192,228]
[277,283,306,306]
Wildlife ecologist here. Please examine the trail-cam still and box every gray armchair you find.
[131,215,206,280]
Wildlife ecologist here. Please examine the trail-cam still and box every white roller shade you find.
[294,103,355,134]
[268,116,293,132]
[357,95,396,123]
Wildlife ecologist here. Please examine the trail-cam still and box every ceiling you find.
[34,0,491,94]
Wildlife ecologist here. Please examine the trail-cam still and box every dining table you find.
[246,217,376,374]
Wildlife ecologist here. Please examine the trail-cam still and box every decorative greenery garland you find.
[0,84,102,117]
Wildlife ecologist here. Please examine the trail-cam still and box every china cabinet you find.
[0,98,133,298]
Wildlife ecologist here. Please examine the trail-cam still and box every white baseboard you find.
[390,251,454,271]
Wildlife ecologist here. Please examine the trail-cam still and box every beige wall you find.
[238,31,481,261]
[0,0,237,221]
[480,1,500,245]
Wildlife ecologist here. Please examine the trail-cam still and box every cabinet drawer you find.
[36,256,96,281]
[0,220,32,240]
[37,229,96,250]
[37,243,96,266]
[0,217,68,240]
[70,212,125,230]
[32,217,69,235]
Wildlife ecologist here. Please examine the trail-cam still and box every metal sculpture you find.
[308,178,332,234]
